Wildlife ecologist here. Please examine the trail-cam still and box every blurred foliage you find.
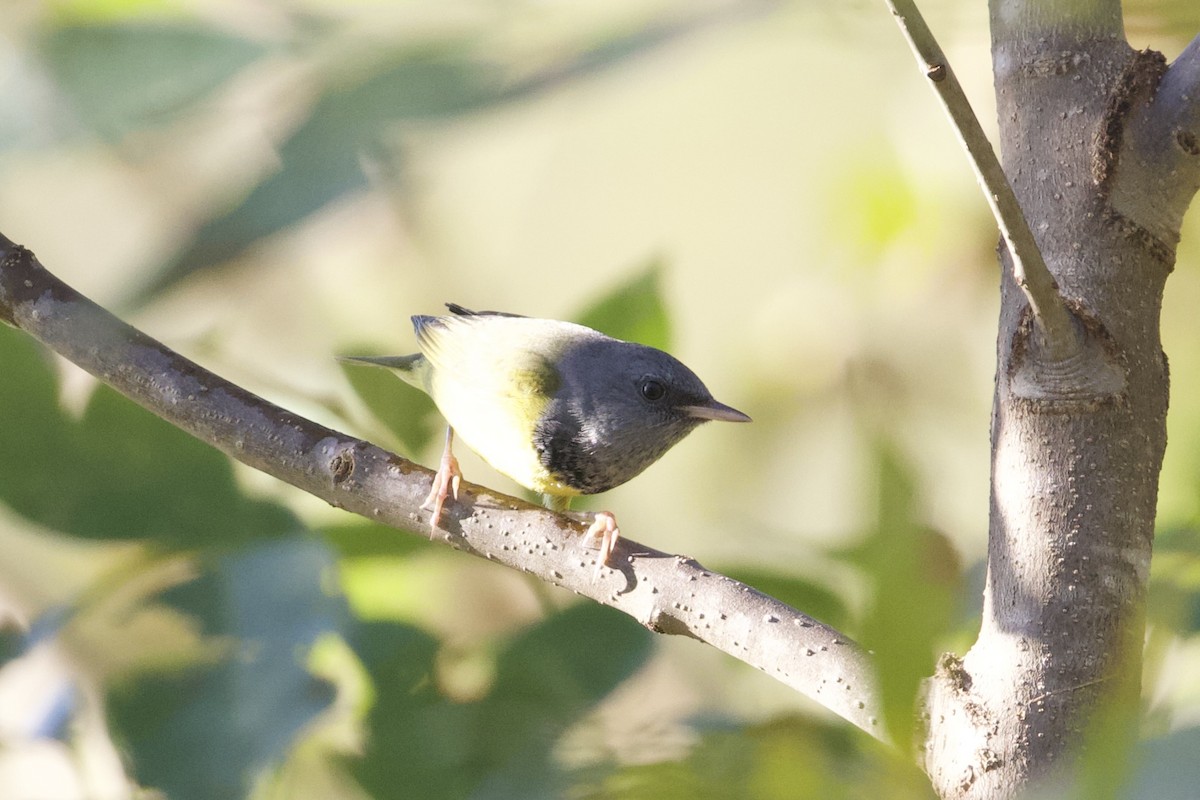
[0,324,295,546]
[0,322,343,796]
[338,352,439,457]
[319,519,430,560]
[1,1,1199,799]
[141,45,510,301]
[39,22,266,143]
[106,538,343,800]
[104,12,752,304]
[575,262,672,351]
[349,604,654,800]
[1147,526,1200,632]
[575,716,934,800]
[839,444,961,750]
[1129,726,1200,800]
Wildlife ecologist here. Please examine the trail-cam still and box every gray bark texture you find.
[922,3,1200,799]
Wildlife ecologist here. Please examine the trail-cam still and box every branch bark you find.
[911,1,1196,798]
[0,233,886,743]
[1107,32,1200,248]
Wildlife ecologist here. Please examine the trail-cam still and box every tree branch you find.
[918,2,1169,795]
[0,233,886,742]
[1107,33,1200,250]
[883,0,1078,361]
[988,0,1124,42]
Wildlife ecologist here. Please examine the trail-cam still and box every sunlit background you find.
[0,0,1198,797]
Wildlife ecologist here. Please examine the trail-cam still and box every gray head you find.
[532,335,750,495]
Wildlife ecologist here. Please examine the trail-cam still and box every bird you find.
[340,303,750,577]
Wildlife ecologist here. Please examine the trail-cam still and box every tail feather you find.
[337,354,421,370]
[338,353,428,389]
[444,302,525,319]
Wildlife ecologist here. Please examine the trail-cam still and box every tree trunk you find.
[923,2,1199,798]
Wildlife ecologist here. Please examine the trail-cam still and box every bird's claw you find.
[584,511,620,580]
[421,429,462,536]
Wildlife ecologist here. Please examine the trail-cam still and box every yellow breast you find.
[419,315,581,497]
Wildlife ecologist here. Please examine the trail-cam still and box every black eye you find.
[640,379,667,402]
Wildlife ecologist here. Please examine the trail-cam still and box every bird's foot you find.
[583,511,620,580]
[421,428,462,536]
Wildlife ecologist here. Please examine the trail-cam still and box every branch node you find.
[1100,206,1177,268]
[1009,301,1127,407]
[0,243,32,327]
[1092,48,1168,191]
[1176,128,1199,156]
[330,449,355,483]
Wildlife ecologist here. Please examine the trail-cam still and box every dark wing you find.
[445,302,527,319]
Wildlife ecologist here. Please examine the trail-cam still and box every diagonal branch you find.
[0,232,886,742]
[884,0,1078,361]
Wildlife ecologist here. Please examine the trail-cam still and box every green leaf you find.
[349,603,653,800]
[349,619,440,691]
[1128,727,1200,800]
[824,149,918,263]
[106,536,343,800]
[320,519,428,559]
[0,324,293,545]
[135,46,509,302]
[345,620,461,799]
[0,622,24,666]
[1148,526,1200,633]
[472,603,654,797]
[39,23,266,141]
[582,715,932,800]
[487,602,651,734]
[838,444,960,750]
[339,353,438,456]
[574,261,671,350]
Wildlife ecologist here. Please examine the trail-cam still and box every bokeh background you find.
[0,1,1198,798]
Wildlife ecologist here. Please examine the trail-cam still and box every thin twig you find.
[884,0,1077,360]
[0,233,886,742]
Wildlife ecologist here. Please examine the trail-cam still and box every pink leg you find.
[584,511,620,580]
[421,427,462,535]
